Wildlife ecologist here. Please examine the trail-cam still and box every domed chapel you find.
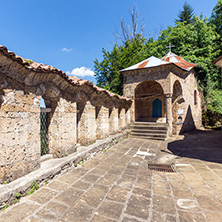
[120,51,202,137]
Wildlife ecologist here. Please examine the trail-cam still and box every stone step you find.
[133,121,167,126]
[131,125,168,130]
[130,132,167,138]
[130,135,166,141]
[131,129,167,134]
[130,121,168,141]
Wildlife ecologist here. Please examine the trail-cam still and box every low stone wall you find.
[0,130,130,208]
[0,46,132,184]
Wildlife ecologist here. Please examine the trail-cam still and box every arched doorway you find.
[135,80,165,121]
[152,99,162,118]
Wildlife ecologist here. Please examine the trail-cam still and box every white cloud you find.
[66,67,95,77]
[61,47,72,52]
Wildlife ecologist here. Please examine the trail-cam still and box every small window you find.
[194,90,197,105]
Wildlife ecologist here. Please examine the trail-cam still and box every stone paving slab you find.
[0,130,222,222]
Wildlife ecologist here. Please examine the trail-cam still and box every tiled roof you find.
[212,55,222,68]
[120,52,197,72]
[120,56,168,72]
[162,52,197,71]
[0,45,131,101]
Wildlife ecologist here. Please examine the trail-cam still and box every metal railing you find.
[40,108,51,155]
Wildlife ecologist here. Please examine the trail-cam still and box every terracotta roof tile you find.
[121,52,197,73]
[162,52,197,71]
[138,60,149,69]
[0,45,131,102]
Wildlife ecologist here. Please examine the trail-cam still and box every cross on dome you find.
[166,42,175,52]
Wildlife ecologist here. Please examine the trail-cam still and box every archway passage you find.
[152,99,162,118]
[135,80,165,121]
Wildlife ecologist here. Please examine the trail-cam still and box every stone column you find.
[48,98,77,157]
[118,108,126,130]
[125,107,131,128]
[166,94,173,136]
[131,100,135,122]
[109,107,118,135]
[0,89,40,183]
[77,101,96,146]
[96,106,109,139]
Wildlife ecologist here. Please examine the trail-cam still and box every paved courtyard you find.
[0,130,222,222]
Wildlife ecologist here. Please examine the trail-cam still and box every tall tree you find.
[210,0,222,37]
[94,37,145,95]
[175,1,195,24]
[210,0,222,52]
[115,7,145,43]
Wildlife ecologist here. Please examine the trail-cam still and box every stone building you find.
[212,55,222,68]
[0,46,132,183]
[121,51,202,136]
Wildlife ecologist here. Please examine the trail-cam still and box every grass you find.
[26,181,40,196]
[14,192,21,204]
[2,204,9,211]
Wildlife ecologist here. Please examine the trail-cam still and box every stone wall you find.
[0,46,132,183]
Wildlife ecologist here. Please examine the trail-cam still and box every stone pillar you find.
[96,106,109,139]
[77,101,96,146]
[166,94,173,136]
[125,107,131,127]
[0,89,40,183]
[109,107,118,135]
[48,98,77,157]
[131,100,135,122]
[118,108,126,130]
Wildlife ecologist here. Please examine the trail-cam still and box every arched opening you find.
[172,80,184,135]
[194,90,197,105]
[40,84,60,156]
[135,80,165,122]
[77,98,86,144]
[172,80,183,103]
[40,97,55,155]
[0,88,4,107]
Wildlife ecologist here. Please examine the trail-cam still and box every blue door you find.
[152,99,162,118]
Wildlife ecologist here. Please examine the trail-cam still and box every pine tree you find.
[210,0,222,36]
[175,1,194,24]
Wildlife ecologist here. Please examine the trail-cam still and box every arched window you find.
[194,90,197,105]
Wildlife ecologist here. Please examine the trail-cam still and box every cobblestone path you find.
[0,130,222,222]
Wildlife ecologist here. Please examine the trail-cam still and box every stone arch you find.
[0,88,5,106]
[0,75,7,107]
[172,80,183,103]
[39,84,60,156]
[134,80,165,121]
[76,96,87,144]
[172,80,185,135]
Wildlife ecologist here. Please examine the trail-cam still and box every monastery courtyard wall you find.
[0,46,132,184]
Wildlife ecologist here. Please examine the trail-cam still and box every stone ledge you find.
[0,130,130,208]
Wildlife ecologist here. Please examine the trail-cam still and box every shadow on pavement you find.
[167,129,222,164]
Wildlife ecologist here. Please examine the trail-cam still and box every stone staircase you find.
[130,122,168,141]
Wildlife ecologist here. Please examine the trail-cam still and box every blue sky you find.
[0,0,218,84]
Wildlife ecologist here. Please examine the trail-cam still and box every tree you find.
[210,0,222,52]
[210,0,222,36]
[94,37,145,95]
[115,7,145,43]
[175,1,195,24]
